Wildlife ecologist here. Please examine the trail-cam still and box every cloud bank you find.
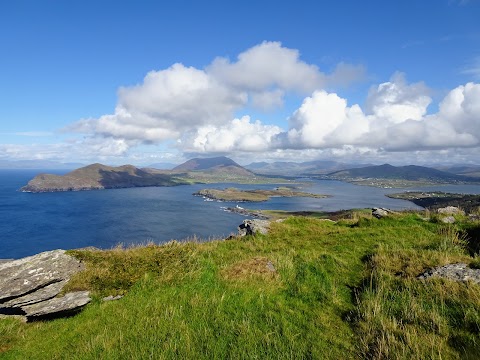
[54,42,480,164]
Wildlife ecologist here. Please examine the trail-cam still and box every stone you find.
[0,250,84,303]
[437,206,465,216]
[372,207,390,219]
[1,280,67,308]
[418,263,480,284]
[102,295,124,302]
[468,214,480,222]
[265,261,276,272]
[238,219,270,236]
[0,250,90,321]
[22,291,91,321]
[440,216,456,224]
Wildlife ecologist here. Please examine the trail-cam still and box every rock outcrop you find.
[0,250,90,321]
[440,216,456,224]
[22,291,91,320]
[418,263,480,284]
[372,207,396,219]
[437,206,465,216]
[238,219,270,236]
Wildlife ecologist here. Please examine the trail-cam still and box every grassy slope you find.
[1,213,480,359]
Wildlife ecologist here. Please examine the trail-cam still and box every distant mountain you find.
[0,160,84,169]
[245,160,371,176]
[173,156,253,176]
[436,165,480,178]
[174,156,240,171]
[327,164,479,183]
[21,163,187,193]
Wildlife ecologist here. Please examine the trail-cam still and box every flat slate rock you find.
[1,280,67,308]
[0,250,84,303]
[22,291,91,320]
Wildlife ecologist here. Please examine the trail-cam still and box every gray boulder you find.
[372,207,393,219]
[22,291,91,321]
[1,280,67,308]
[0,250,84,302]
[418,263,480,284]
[238,219,270,236]
[0,250,89,321]
[440,215,456,224]
[437,206,465,216]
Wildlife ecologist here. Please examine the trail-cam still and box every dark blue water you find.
[1,170,479,259]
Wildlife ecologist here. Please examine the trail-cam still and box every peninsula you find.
[324,164,480,188]
[21,163,187,192]
[387,191,480,213]
[21,157,288,193]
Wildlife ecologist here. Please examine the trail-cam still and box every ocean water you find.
[1,169,479,259]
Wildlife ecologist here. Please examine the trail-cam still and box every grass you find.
[1,212,480,359]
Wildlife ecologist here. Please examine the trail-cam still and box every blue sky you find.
[1,0,479,166]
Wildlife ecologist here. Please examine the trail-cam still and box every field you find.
[1,211,480,359]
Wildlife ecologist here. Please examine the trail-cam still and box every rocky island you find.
[194,187,328,202]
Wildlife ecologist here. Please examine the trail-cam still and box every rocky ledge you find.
[0,250,90,321]
[418,263,480,284]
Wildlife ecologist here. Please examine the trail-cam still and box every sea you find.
[1,169,480,259]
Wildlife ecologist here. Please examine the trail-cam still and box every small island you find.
[194,187,328,202]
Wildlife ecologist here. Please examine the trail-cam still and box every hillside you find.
[245,160,371,176]
[1,212,480,358]
[21,163,187,192]
[326,164,479,186]
[438,165,480,178]
[173,156,243,171]
[168,156,280,184]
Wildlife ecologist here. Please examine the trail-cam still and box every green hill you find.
[2,211,480,359]
[327,164,479,185]
[21,163,187,192]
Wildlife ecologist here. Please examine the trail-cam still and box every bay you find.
[1,170,479,259]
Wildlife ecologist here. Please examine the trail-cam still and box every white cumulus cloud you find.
[66,41,365,147]
[280,76,480,152]
[183,116,282,153]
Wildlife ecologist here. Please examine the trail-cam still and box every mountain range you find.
[326,164,479,184]
[20,157,480,192]
[245,160,372,176]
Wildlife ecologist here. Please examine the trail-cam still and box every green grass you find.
[1,212,480,359]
